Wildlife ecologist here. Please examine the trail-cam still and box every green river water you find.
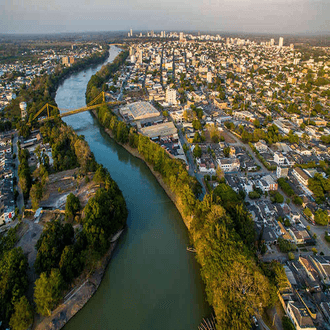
[55,45,210,330]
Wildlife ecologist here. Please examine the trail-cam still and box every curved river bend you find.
[55,46,209,330]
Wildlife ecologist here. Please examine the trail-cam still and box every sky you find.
[1,0,330,35]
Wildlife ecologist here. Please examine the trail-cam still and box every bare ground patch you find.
[39,168,99,210]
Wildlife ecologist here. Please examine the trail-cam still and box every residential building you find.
[279,37,284,48]
[166,87,177,105]
[286,301,316,330]
[293,167,310,186]
[277,166,289,179]
[217,158,240,172]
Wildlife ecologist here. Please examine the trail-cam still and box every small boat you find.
[187,246,196,253]
[111,227,126,243]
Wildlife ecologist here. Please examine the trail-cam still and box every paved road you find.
[12,132,24,213]
[224,128,270,173]
[176,124,207,197]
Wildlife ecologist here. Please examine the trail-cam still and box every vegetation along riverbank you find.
[86,48,288,330]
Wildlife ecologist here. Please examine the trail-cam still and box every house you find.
[257,175,278,192]
[310,255,330,286]
[288,227,312,245]
[274,152,286,165]
[277,166,289,179]
[254,140,268,152]
[286,301,316,330]
[278,221,294,242]
[217,158,240,172]
[320,302,330,323]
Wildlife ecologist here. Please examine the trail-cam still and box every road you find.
[117,71,130,101]
[224,128,270,173]
[176,124,207,197]
[12,132,24,213]
[225,128,330,255]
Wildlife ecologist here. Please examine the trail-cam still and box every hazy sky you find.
[1,0,330,34]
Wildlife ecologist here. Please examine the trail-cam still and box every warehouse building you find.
[140,122,177,139]
[120,101,160,121]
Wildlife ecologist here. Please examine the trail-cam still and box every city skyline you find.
[1,0,330,35]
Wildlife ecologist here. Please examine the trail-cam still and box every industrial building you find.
[140,122,177,139]
[120,101,160,121]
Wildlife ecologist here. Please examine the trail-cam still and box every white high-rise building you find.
[138,49,143,64]
[279,37,284,48]
[179,32,184,41]
[130,29,133,36]
[270,38,275,46]
[166,87,177,105]
[19,102,27,119]
[207,72,213,84]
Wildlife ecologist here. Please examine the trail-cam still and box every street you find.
[12,132,24,214]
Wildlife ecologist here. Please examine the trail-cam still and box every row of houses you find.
[0,134,15,225]
[280,256,330,329]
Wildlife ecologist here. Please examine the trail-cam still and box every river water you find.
[55,45,209,330]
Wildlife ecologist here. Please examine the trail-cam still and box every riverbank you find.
[34,229,124,330]
[91,109,193,230]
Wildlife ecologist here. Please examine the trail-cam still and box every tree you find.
[223,146,230,158]
[282,316,295,330]
[30,183,43,210]
[82,188,127,255]
[0,248,28,322]
[193,145,202,158]
[34,220,74,275]
[34,269,63,316]
[304,207,313,218]
[293,196,303,206]
[9,296,33,330]
[272,192,284,204]
[59,245,84,283]
[314,209,328,226]
[65,193,81,221]
[288,252,295,260]
[249,191,260,199]
[278,237,295,252]
[192,119,202,130]
[253,119,261,128]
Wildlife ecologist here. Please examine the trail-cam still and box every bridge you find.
[32,92,123,122]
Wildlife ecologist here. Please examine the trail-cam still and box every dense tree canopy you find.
[0,248,28,321]
[34,220,74,275]
[34,269,63,316]
[9,296,33,330]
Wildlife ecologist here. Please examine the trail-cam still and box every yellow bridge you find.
[33,92,123,122]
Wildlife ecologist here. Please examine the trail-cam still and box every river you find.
[55,45,209,330]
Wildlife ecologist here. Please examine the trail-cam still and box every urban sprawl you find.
[2,31,330,329]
